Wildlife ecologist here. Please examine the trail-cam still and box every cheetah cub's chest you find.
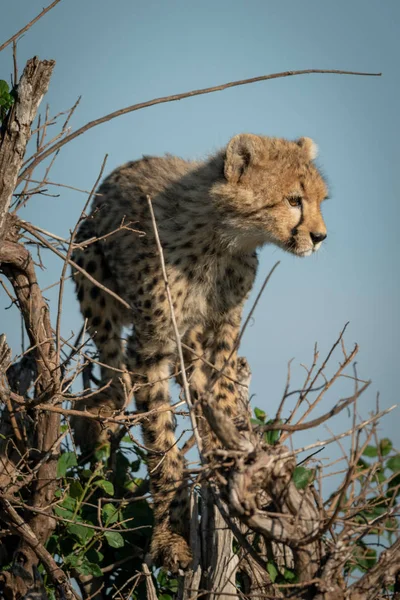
[166,251,257,334]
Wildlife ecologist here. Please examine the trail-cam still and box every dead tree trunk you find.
[0,57,73,599]
[0,57,55,237]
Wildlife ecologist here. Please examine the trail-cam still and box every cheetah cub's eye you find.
[287,196,303,208]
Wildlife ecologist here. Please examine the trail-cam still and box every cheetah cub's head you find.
[214,133,328,256]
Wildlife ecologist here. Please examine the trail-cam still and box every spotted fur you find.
[71,134,328,571]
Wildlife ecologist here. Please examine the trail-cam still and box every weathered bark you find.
[240,540,276,599]
[198,355,325,597]
[143,563,158,600]
[346,538,400,600]
[197,358,253,599]
[199,491,239,599]
[0,241,63,597]
[0,56,55,237]
[0,57,60,598]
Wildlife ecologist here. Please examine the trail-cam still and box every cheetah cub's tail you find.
[71,218,131,452]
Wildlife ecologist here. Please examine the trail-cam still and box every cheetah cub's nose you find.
[310,232,327,247]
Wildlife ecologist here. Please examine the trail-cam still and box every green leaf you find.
[254,407,266,422]
[54,497,76,520]
[46,534,59,555]
[386,473,400,499]
[267,561,278,583]
[159,595,172,600]
[157,569,169,586]
[94,443,110,461]
[356,458,368,474]
[264,419,282,445]
[0,80,9,94]
[60,495,76,511]
[57,452,77,477]
[67,555,103,577]
[385,517,398,537]
[104,530,124,548]
[81,469,93,479]
[373,469,386,484]
[76,560,103,577]
[86,548,104,564]
[250,417,264,427]
[363,445,378,458]
[355,544,377,571]
[168,578,179,592]
[95,479,114,495]
[66,522,95,544]
[292,466,314,490]
[64,553,81,568]
[124,480,138,492]
[88,563,103,577]
[102,503,119,525]
[283,568,296,581]
[380,438,393,456]
[69,481,84,499]
[122,498,153,528]
[387,454,400,472]
[366,504,387,518]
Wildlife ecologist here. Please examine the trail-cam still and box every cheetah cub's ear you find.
[224,133,264,183]
[297,136,318,161]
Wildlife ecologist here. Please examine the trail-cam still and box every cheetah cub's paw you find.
[71,395,121,452]
[151,530,192,573]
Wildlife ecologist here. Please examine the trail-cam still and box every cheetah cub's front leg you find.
[182,308,243,454]
[126,333,192,572]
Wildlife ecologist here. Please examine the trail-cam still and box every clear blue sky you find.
[0,1,398,469]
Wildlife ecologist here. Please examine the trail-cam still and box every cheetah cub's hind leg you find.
[71,239,131,452]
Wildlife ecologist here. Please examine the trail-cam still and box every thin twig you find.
[292,405,397,456]
[262,381,370,432]
[286,322,350,428]
[12,40,17,85]
[0,0,62,53]
[233,262,279,355]
[55,155,108,363]
[146,195,203,455]
[20,222,131,309]
[26,178,104,196]
[19,220,68,243]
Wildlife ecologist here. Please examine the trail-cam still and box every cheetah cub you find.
[72,134,328,572]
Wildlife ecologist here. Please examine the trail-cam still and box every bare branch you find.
[0,0,62,53]
[55,154,108,362]
[18,69,381,186]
